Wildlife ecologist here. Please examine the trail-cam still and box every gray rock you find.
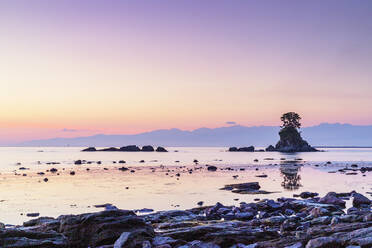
[82,147,97,152]
[0,229,68,247]
[352,193,371,207]
[142,146,155,152]
[305,236,340,248]
[113,230,153,248]
[178,240,220,248]
[284,242,303,248]
[318,192,346,208]
[58,210,154,247]
[265,145,276,152]
[156,147,168,152]
[152,236,178,246]
[119,145,141,152]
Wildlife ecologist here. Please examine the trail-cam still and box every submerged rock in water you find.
[207,166,218,172]
[220,182,261,191]
[219,182,277,194]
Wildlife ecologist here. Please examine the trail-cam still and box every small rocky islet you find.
[0,190,371,248]
[82,145,168,152]
[229,113,318,153]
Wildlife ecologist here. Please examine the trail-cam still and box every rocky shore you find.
[1,190,371,248]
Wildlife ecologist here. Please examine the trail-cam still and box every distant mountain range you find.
[15,123,372,147]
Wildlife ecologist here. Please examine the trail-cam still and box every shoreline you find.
[1,190,371,247]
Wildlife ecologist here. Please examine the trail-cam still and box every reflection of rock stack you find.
[280,164,302,190]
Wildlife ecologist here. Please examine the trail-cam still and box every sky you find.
[1,0,372,144]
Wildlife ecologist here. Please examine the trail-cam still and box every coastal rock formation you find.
[265,145,276,152]
[100,147,120,152]
[142,145,155,152]
[0,229,68,247]
[61,210,153,247]
[266,112,318,153]
[275,126,317,152]
[82,147,96,152]
[228,146,255,152]
[120,145,141,152]
[1,190,371,248]
[81,145,169,152]
[156,146,168,152]
[2,191,370,248]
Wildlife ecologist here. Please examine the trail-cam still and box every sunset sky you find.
[1,0,372,144]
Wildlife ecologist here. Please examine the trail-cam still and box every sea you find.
[0,147,371,224]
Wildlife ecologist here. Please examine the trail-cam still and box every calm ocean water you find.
[1,147,372,171]
[0,147,371,225]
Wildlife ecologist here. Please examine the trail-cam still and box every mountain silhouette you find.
[15,123,372,147]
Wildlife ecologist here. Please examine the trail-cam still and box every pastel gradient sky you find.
[1,0,372,144]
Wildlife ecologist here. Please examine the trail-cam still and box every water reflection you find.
[280,164,302,190]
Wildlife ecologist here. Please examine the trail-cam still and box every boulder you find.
[352,193,371,207]
[229,146,255,152]
[299,192,319,199]
[305,237,340,248]
[178,240,220,248]
[220,182,260,191]
[113,230,154,248]
[0,229,68,247]
[82,147,97,152]
[207,166,218,172]
[318,192,346,208]
[58,210,154,247]
[100,147,120,152]
[265,145,277,152]
[142,146,155,152]
[156,147,168,152]
[238,146,255,152]
[119,146,141,152]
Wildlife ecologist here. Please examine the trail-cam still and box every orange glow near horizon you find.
[1,1,372,144]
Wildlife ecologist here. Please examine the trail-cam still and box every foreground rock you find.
[1,191,371,248]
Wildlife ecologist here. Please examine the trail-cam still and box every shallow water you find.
[0,147,371,225]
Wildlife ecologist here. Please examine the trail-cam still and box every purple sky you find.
[1,0,372,144]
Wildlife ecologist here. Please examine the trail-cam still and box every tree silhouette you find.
[280,112,301,129]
